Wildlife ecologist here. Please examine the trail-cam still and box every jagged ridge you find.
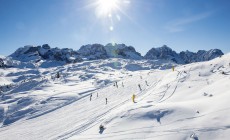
[145,45,223,64]
[8,44,223,65]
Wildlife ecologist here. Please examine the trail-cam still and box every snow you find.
[0,53,230,140]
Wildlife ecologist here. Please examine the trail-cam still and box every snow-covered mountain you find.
[179,49,224,64]
[104,43,142,60]
[144,45,184,63]
[0,49,230,139]
[78,43,142,60]
[8,44,223,67]
[9,43,143,65]
[145,45,224,64]
[78,44,108,60]
[10,44,83,63]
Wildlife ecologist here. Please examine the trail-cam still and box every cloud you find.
[165,12,213,33]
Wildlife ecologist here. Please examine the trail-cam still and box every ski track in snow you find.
[57,74,164,140]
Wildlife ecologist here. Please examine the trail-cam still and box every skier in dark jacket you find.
[138,84,142,91]
[90,94,92,101]
[145,80,149,86]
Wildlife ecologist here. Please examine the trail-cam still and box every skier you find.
[172,66,175,72]
[90,94,92,101]
[99,124,105,134]
[138,84,142,91]
[145,80,149,86]
[105,98,108,105]
[97,92,98,97]
[132,94,136,103]
[115,81,118,88]
[122,82,124,87]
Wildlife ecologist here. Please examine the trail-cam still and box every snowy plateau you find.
[0,45,230,140]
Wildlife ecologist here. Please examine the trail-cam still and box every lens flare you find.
[109,26,114,31]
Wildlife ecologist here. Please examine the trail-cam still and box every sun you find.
[88,0,131,31]
[96,0,120,17]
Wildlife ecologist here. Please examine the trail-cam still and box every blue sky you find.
[0,0,230,56]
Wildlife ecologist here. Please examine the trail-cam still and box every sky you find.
[0,0,230,56]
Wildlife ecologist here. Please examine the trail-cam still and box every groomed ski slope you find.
[0,54,230,140]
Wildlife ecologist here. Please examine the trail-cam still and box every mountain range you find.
[1,43,224,67]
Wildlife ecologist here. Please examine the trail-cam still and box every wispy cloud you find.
[165,12,214,33]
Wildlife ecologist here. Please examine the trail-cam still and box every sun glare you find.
[96,0,120,17]
[90,0,131,31]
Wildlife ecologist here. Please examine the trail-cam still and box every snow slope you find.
[0,54,230,140]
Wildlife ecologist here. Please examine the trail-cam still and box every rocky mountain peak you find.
[78,43,142,60]
[144,45,183,63]
[145,45,223,64]
[78,44,108,60]
[9,44,82,63]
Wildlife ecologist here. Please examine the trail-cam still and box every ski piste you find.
[0,54,230,140]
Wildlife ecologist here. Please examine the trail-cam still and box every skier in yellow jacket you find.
[132,94,136,103]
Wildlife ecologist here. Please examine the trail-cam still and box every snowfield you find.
[0,54,230,140]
